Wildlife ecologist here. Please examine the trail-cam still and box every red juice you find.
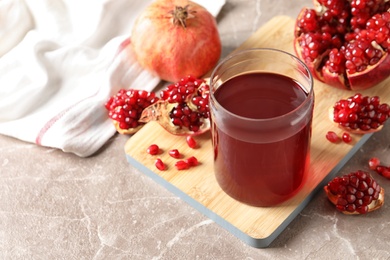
[211,72,312,207]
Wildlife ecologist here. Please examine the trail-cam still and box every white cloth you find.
[0,0,225,157]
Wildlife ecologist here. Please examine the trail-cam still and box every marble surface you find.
[1,0,390,259]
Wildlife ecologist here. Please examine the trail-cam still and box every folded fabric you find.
[0,0,225,157]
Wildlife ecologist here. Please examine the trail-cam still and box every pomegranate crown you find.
[169,5,196,28]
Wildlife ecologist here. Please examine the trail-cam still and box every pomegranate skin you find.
[131,0,222,83]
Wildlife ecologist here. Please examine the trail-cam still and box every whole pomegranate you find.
[294,0,390,90]
[131,0,222,83]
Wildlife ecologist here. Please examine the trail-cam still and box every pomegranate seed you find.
[368,157,380,170]
[376,165,386,174]
[175,160,190,170]
[168,149,181,159]
[185,156,199,167]
[341,132,352,143]
[381,168,390,179]
[326,131,341,143]
[155,158,166,171]
[375,164,390,179]
[186,135,197,148]
[147,144,160,155]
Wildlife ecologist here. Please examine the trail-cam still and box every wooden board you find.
[125,16,390,248]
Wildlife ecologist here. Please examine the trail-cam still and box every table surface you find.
[1,0,390,259]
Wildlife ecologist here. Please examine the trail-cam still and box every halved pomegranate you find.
[294,0,390,90]
[324,170,385,214]
[139,75,210,135]
[330,93,390,133]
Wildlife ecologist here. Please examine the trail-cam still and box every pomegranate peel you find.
[324,171,385,214]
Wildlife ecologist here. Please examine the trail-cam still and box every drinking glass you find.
[209,48,314,207]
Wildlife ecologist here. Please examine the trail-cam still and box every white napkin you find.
[0,0,225,157]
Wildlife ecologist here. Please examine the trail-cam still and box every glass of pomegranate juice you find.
[209,48,314,207]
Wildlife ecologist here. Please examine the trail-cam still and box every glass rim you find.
[209,48,314,122]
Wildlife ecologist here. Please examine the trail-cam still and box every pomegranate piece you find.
[326,131,341,143]
[324,170,385,214]
[147,144,160,155]
[105,89,159,134]
[185,156,199,167]
[168,149,181,159]
[186,135,197,149]
[139,75,210,136]
[294,1,390,90]
[175,160,190,170]
[155,158,166,171]
[331,93,390,133]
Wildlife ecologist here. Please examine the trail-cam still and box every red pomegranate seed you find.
[326,131,341,143]
[342,132,352,143]
[185,156,199,167]
[155,158,166,171]
[376,165,386,174]
[147,144,160,155]
[375,165,390,179]
[186,136,197,148]
[175,160,190,170]
[381,168,390,179]
[168,149,181,159]
[368,157,380,170]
